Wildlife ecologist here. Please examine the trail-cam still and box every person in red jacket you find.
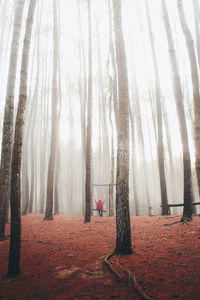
[95,199,105,217]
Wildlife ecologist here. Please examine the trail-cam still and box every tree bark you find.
[161,0,193,221]
[130,103,139,216]
[7,0,37,277]
[0,0,25,239]
[112,0,133,254]
[84,0,93,223]
[145,0,169,215]
[192,0,200,69]
[177,0,200,204]
[44,0,59,221]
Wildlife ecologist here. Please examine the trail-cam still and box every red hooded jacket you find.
[95,199,105,211]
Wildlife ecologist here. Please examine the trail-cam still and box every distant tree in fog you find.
[145,0,169,215]
[44,0,60,221]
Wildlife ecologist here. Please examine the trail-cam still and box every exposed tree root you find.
[163,217,191,226]
[94,221,110,224]
[121,266,152,300]
[104,253,152,300]
[104,252,121,279]
[0,235,9,241]
[180,216,192,224]
[160,258,187,267]
[162,221,182,226]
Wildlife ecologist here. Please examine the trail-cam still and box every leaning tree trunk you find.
[177,0,200,206]
[7,0,37,277]
[0,0,25,239]
[161,0,193,221]
[112,0,133,254]
[84,0,93,223]
[44,0,59,221]
[192,0,200,69]
[145,0,169,215]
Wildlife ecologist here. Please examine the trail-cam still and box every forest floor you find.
[0,214,200,300]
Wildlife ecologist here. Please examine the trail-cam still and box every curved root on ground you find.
[163,221,182,226]
[163,216,192,226]
[104,252,152,300]
[104,252,121,279]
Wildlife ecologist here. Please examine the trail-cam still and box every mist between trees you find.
[0,0,200,222]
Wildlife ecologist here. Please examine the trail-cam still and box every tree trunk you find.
[192,0,200,69]
[108,0,118,131]
[108,88,115,217]
[130,103,139,216]
[7,0,37,277]
[177,0,200,206]
[112,0,133,254]
[135,85,151,215]
[44,0,59,221]
[0,0,25,239]
[77,0,87,216]
[84,0,93,223]
[161,0,193,221]
[145,0,169,215]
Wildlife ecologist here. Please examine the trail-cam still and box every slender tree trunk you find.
[84,0,93,223]
[108,84,115,217]
[44,0,59,221]
[0,0,25,239]
[7,0,37,277]
[21,150,30,215]
[54,148,60,215]
[77,0,87,216]
[112,0,132,254]
[39,25,50,214]
[177,0,200,204]
[145,0,169,215]
[108,0,118,131]
[135,86,151,215]
[161,0,193,221]
[162,99,177,211]
[130,103,139,216]
[192,0,200,69]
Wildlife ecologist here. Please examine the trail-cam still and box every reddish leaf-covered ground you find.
[0,214,200,299]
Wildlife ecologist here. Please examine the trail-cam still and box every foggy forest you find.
[0,0,200,299]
